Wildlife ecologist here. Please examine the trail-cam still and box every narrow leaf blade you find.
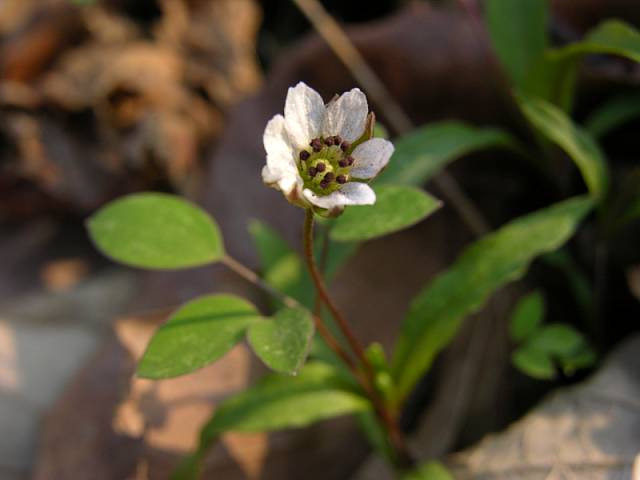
[517,93,609,200]
[392,196,593,401]
[486,0,548,87]
[138,294,261,379]
[87,193,224,269]
[552,20,640,63]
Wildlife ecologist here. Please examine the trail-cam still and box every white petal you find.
[284,82,325,150]
[262,166,301,195]
[264,114,294,164]
[322,88,368,143]
[303,182,376,209]
[350,138,394,179]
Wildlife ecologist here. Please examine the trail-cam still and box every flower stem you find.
[302,209,414,470]
[302,210,372,370]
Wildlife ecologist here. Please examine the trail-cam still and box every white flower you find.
[262,82,394,214]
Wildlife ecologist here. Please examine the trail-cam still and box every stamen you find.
[346,155,354,166]
[299,150,310,161]
[333,135,342,145]
[336,175,347,184]
[340,141,350,152]
[308,166,317,177]
[315,162,326,172]
[324,172,335,182]
[310,138,323,152]
[338,158,348,168]
[320,180,330,189]
[324,137,335,146]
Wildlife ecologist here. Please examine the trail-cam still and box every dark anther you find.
[324,136,335,146]
[310,138,323,152]
[299,150,310,161]
[324,172,335,182]
[320,180,330,189]
[308,166,317,177]
[340,141,351,152]
[346,155,354,166]
[336,175,347,184]
[315,162,326,172]
[338,158,348,168]
[333,135,342,145]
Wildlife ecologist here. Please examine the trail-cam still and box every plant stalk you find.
[302,210,414,470]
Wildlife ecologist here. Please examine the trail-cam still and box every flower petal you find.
[322,88,368,143]
[264,114,294,165]
[350,138,394,179]
[262,166,302,195]
[284,82,325,150]
[303,182,376,209]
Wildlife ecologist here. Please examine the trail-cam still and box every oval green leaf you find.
[512,345,556,380]
[247,307,314,374]
[391,196,593,401]
[510,291,545,342]
[138,294,261,379]
[330,185,441,242]
[87,192,224,269]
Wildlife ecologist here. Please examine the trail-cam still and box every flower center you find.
[298,136,353,195]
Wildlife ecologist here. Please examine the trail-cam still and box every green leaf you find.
[517,93,609,200]
[365,343,394,400]
[331,185,441,242]
[585,93,640,138]
[376,121,516,186]
[529,21,640,110]
[486,0,548,87]
[202,362,367,433]
[137,294,261,379]
[391,196,593,401]
[560,346,597,375]
[520,54,580,110]
[87,193,224,269]
[510,291,545,342]
[247,308,314,374]
[178,362,370,479]
[512,345,556,380]
[403,461,455,480]
[529,324,588,357]
[551,20,640,63]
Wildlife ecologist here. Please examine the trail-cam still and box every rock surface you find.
[448,335,640,480]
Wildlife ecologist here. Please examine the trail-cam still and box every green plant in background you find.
[509,292,595,379]
[87,1,640,477]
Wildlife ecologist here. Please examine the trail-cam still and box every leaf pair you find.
[509,292,596,380]
[87,194,313,376]
[137,294,313,378]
